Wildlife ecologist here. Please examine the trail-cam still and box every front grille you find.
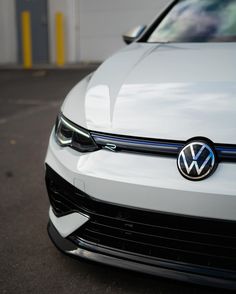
[91,132,236,162]
[72,215,236,272]
[46,165,236,273]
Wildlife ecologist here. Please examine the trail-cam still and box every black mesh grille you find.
[46,165,236,272]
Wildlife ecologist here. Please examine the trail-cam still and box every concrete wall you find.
[79,0,172,62]
[0,0,17,64]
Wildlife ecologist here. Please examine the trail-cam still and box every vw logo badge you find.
[177,141,217,181]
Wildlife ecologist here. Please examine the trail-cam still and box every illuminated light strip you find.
[91,133,183,154]
[57,137,72,145]
[220,150,236,155]
[92,134,181,149]
[61,117,90,138]
[58,116,236,161]
[92,133,236,160]
[216,148,236,155]
[215,146,236,157]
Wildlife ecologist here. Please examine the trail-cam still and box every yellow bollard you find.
[55,12,65,67]
[21,11,33,69]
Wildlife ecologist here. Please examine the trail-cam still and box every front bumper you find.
[48,220,236,290]
[45,132,236,289]
[46,166,236,290]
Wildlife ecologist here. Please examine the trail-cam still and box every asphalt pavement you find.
[0,69,232,294]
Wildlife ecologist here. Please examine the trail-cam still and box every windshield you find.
[148,0,236,42]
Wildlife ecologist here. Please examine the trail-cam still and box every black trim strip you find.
[60,112,236,162]
[91,132,236,162]
[91,132,183,156]
[138,0,179,43]
[216,146,236,162]
[48,221,236,290]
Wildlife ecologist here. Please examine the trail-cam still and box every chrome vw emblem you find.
[177,142,217,181]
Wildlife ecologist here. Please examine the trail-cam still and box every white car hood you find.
[63,42,236,144]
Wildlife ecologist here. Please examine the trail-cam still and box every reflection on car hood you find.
[84,43,236,144]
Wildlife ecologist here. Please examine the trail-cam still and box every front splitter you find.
[47,221,236,290]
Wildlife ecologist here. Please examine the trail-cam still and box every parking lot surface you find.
[0,69,231,294]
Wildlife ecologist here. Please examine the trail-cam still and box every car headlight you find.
[55,114,99,152]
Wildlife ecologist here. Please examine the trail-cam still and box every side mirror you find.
[122,25,146,44]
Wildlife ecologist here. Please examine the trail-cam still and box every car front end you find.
[45,0,236,290]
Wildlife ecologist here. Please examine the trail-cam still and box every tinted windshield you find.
[148,0,236,42]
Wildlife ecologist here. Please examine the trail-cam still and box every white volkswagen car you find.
[45,0,236,289]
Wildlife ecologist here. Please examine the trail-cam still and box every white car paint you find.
[45,2,236,287]
[46,130,236,222]
[47,41,236,235]
[49,207,89,238]
[62,42,236,144]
